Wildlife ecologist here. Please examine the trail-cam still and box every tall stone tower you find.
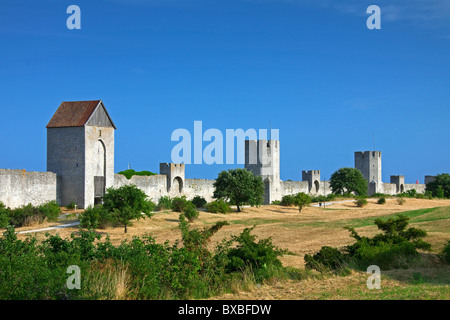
[245,140,281,204]
[354,151,382,194]
[47,100,116,208]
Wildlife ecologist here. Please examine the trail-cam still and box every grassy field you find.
[14,198,450,300]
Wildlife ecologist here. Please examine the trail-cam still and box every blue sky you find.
[0,0,449,183]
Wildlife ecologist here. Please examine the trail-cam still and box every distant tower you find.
[302,170,321,194]
[354,151,382,195]
[159,163,185,194]
[245,139,281,204]
[390,175,405,194]
[47,100,116,208]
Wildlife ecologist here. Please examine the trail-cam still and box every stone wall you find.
[113,173,217,203]
[404,183,426,194]
[0,169,57,209]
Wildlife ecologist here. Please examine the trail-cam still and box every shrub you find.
[226,226,288,281]
[397,197,406,205]
[281,195,296,207]
[0,202,9,228]
[191,196,207,208]
[206,200,231,214]
[377,197,386,205]
[305,215,431,272]
[156,196,173,211]
[38,201,61,221]
[355,197,368,207]
[304,246,347,272]
[66,201,77,210]
[183,203,199,222]
[172,196,190,213]
[439,241,450,264]
[271,200,281,205]
[79,205,112,229]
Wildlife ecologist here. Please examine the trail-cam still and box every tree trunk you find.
[124,224,127,233]
[237,204,241,212]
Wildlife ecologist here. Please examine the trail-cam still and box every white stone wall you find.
[0,169,57,209]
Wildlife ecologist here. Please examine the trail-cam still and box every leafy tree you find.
[426,173,450,198]
[330,167,368,196]
[294,193,311,212]
[102,184,155,233]
[213,169,264,212]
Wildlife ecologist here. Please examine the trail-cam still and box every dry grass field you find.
[14,198,450,300]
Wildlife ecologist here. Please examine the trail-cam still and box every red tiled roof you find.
[46,100,102,128]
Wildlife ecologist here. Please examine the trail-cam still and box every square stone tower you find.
[159,163,185,195]
[47,100,116,208]
[302,170,321,194]
[354,151,382,194]
[245,139,281,204]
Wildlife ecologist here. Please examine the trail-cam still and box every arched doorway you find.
[314,180,320,193]
[400,184,404,193]
[172,176,183,193]
[94,139,106,205]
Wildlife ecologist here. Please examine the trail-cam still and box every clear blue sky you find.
[0,0,449,183]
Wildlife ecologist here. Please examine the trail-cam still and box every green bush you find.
[156,196,173,211]
[0,202,9,228]
[0,201,61,228]
[184,202,199,222]
[281,195,296,207]
[271,200,281,205]
[191,196,207,208]
[355,197,368,207]
[38,201,61,221]
[206,199,231,214]
[118,169,157,180]
[304,246,347,272]
[172,196,190,213]
[305,215,431,273]
[79,205,112,229]
[439,241,450,264]
[377,197,386,205]
[226,226,288,281]
[310,194,336,203]
[66,201,77,210]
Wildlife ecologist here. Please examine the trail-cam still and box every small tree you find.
[294,193,311,212]
[330,167,368,196]
[102,185,155,233]
[213,169,264,212]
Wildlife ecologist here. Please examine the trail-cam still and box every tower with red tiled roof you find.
[47,100,116,208]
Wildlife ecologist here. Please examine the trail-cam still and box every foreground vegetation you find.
[0,215,305,299]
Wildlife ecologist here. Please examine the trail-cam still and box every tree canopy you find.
[329,167,368,196]
[213,168,264,212]
[426,173,450,198]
